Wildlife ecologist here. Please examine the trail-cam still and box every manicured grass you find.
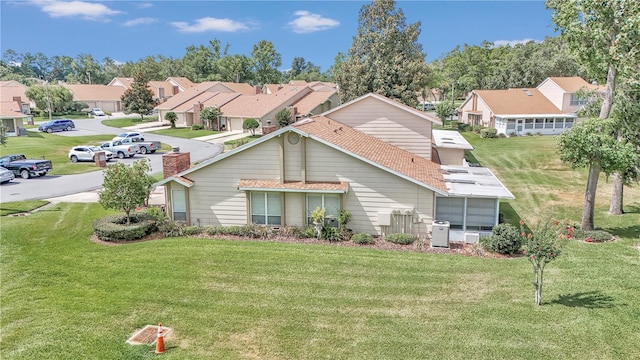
[0,200,49,216]
[1,203,639,359]
[223,135,262,151]
[1,132,639,359]
[101,117,160,128]
[0,130,116,175]
[148,127,219,139]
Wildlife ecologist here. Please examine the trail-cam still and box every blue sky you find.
[1,1,559,72]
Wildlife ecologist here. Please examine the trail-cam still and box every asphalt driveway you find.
[0,118,223,203]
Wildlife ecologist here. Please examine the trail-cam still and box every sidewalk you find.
[46,186,165,204]
[122,122,251,144]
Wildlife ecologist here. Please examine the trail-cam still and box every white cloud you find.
[137,2,153,9]
[288,10,339,34]
[493,39,538,47]
[123,17,157,27]
[32,0,122,20]
[171,17,249,33]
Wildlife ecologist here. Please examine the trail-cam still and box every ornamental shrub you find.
[352,233,375,244]
[472,124,484,134]
[481,223,523,254]
[386,233,415,245]
[93,213,157,241]
[322,226,342,242]
[191,124,204,130]
[300,226,317,239]
[480,128,497,138]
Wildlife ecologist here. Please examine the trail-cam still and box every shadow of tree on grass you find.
[550,291,617,309]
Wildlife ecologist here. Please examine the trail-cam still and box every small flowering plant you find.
[520,219,565,306]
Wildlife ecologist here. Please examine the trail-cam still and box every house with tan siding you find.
[157,93,513,243]
[62,84,125,113]
[0,98,29,136]
[458,77,602,136]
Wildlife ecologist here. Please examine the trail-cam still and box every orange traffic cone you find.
[155,323,165,354]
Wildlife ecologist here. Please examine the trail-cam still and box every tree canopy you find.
[121,72,155,119]
[98,159,154,225]
[335,0,431,106]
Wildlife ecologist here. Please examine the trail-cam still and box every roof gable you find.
[473,88,564,115]
[323,93,442,125]
[544,77,600,93]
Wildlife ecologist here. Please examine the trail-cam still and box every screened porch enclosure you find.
[434,197,499,233]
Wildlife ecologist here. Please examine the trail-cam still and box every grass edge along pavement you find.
[1,134,640,359]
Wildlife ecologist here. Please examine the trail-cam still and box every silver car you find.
[69,146,114,163]
[0,166,15,184]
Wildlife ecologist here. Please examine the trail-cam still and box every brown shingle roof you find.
[0,100,28,117]
[293,116,448,193]
[547,77,600,93]
[474,88,564,115]
[220,87,310,118]
[172,92,240,113]
[63,84,125,101]
[290,89,336,116]
[238,180,349,192]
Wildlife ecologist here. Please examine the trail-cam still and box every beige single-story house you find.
[157,93,513,242]
[458,77,602,136]
[0,99,29,136]
[62,84,125,113]
[108,77,191,103]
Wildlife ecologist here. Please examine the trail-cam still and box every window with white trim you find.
[172,189,187,222]
[307,194,340,227]
[250,192,281,225]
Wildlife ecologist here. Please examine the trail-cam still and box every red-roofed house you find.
[157,93,513,241]
[458,77,602,136]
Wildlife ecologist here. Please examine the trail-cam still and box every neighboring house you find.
[108,77,186,104]
[166,77,194,92]
[0,80,34,110]
[458,77,602,136]
[62,84,125,113]
[155,82,339,132]
[0,99,29,136]
[157,93,513,242]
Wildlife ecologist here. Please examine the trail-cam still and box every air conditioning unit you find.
[465,232,480,244]
[431,220,450,248]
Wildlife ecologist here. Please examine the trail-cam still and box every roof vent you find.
[522,89,532,96]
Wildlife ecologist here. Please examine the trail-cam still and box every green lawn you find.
[148,127,220,139]
[101,117,160,128]
[1,134,639,359]
[0,200,49,216]
[0,130,116,175]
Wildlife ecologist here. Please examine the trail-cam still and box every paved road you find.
[0,117,223,203]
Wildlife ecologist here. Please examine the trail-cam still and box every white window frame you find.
[307,194,340,228]
[171,189,187,222]
[250,192,281,226]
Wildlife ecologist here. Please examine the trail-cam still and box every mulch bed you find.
[90,232,517,258]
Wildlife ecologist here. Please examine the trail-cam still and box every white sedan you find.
[69,146,114,163]
[0,166,15,184]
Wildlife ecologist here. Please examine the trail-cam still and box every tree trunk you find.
[609,172,624,215]
[599,65,616,119]
[582,163,601,231]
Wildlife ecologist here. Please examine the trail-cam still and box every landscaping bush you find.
[93,213,157,241]
[182,226,202,236]
[480,128,497,138]
[472,124,484,134]
[449,121,460,129]
[481,223,523,254]
[300,226,317,238]
[458,123,471,132]
[386,233,416,245]
[322,226,342,242]
[191,124,204,130]
[352,233,375,244]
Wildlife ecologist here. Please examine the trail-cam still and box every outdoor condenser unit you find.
[431,220,450,248]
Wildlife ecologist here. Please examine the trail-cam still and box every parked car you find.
[0,166,15,184]
[418,102,436,111]
[113,132,144,142]
[91,108,106,116]
[68,146,114,163]
[0,154,53,179]
[119,137,161,154]
[100,141,140,159]
[38,119,75,133]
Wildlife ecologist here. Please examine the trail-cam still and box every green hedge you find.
[352,233,375,244]
[386,233,416,245]
[93,213,157,241]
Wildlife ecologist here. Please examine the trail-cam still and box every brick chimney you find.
[262,119,276,135]
[162,148,191,178]
[254,85,262,94]
[193,102,203,125]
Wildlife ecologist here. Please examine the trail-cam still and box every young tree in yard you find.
[520,219,566,306]
[435,102,455,122]
[556,118,636,230]
[165,111,177,128]
[335,0,431,106]
[121,72,155,120]
[546,0,640,216]
[242,118,259,136]
[276,108,292,128]
[0,124,7,146]
[200,106,220,131]
[98,159,153,225]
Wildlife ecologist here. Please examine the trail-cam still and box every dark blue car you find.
[38,119,75,133]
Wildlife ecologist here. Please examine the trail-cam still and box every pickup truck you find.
[120,137,162,154]
[100,141,140,159]
[0,154,53,179]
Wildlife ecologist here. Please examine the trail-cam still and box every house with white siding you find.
[156,93,513,243]
[458,77,602,136]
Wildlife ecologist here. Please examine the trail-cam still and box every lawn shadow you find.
[550,291,617,309]
[464,149,482,167]
[499,201,520,225]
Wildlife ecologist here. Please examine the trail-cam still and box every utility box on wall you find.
[377,212,391,226]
